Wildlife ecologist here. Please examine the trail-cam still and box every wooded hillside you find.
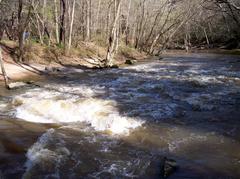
[0,0,239,65]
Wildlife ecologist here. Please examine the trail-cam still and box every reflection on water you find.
[0,54,240,178]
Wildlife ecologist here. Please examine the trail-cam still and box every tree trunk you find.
[59,0,66,45]
[67,0,76,51]
[124,0,132,45]
[96,0,102,34]
[54,0,59,44]
[203,28,210,48]
[18,0,24,62]
[85,0,90,41]
[106,0,114,41]
[0,47,9,89]
[135,0,146,49]
[105,0,122,67]
[18,0,32,62]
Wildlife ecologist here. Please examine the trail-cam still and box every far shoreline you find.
[1,49,240,89]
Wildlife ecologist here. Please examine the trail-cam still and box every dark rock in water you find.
[125,59,135,65]
[192,104,201,111]
[143,158,164,178]
[26,81,40,87]
[161,157,178,178]
[53,67,61,72]
[44,66,50,71]
[25,80,34,85]
[141,157,177,179]
[158,57,163,60]
[101,64,119,69]
[191,81,206,88]
[45,67,62,73]
[110,64,119,68]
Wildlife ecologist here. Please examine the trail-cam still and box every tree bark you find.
[135,0,146,49]
[105,0,122,67]
[18,0,24,62]
[96,0,102,34]
[67,0,76,51]
[59,0,66,45]
[0,47,9,89]
[85,0,90,41]
[203,28,210,47]
[54,0,59,44]
[17,0,32,62]
[124,0,132,45]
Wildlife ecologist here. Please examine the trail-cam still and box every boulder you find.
[162,157,178,178]
[45,67,62,73]
[109,64,119,68]
[142,157,177,178]
[125,59,136,65]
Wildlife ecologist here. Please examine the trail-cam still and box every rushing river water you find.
[0,54,240,178]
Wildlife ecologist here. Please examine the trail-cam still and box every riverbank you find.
[0,40,149,87]
[1,39,240,89]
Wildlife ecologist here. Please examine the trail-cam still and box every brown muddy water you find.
[0,54,240,179]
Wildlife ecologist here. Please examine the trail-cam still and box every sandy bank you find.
[0,60,50,87]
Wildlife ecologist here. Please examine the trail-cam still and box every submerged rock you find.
[125,59,136,65]
[143,157,178,178]
[45,67,62,73]
[161,157,178,178]
[108,64,119,68]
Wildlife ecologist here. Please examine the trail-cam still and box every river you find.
[0,53,240,178]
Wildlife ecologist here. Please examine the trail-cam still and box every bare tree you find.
[105,0,122,67]
[17,0,32,62]
[59,0,66,45]
[67,0,76,51]
[54,0,59,44]
[0,46,9,89]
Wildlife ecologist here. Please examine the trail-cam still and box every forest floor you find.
[0,40,148,85]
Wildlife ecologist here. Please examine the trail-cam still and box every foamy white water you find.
[13,88,143,135]
[23,129,70,179]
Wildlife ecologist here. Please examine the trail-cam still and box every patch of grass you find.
[118,44,147,60]
[0,39,18,48]
[2,38,148,66]
[93,34,108,48]
[24,41,45,63]
[76,42,106,58]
